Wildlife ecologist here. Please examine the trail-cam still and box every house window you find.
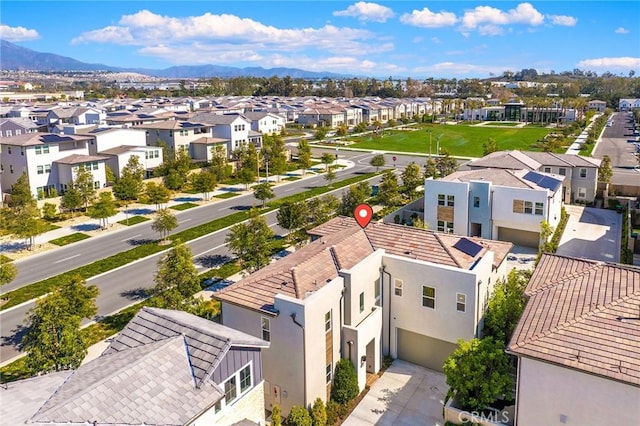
[473,196,480,208]
[326,363,332,384]
[535,202,544,215]
[437,194,445,206]
[35,146,42,155]
[9,165,13,173]
[7,146,11,154]
[359,292,364,313]
[224,376,237,404]
[579,168,587,178]
[16,129,21,135]
[456,293,466,312]
[261,317,270,341]
[422,286,435,309]
[213,401,221,414]
[447,195,455,206]
[154,150,159,158]
[92,161,98,170]
[394,279,403,296]
[543,167,551,173]
[559,168,566,176]
[524,201,533,214]
[37,165,44,174]
[578,187,586,198]
[437,221,454,233]
[325,311,331,333]
[239,364,252,393]
[6,130,11,137]
[374,278,381,305]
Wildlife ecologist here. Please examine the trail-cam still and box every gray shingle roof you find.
[104,307,268,387]
[30,336,224,425]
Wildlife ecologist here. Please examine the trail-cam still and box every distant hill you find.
[1,40,349,79]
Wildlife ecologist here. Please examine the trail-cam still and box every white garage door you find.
[396,328,457,372]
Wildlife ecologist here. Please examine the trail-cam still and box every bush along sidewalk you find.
[1,172,378,311]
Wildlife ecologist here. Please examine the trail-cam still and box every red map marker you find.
[354,203,373,228]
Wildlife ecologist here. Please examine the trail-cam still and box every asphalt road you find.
[594,111,639,172]
[2,149,422,363]
[2,150,390,294]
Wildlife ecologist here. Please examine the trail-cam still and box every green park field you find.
[348,124,554,158]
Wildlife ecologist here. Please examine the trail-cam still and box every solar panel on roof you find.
[453,238,483,257]
[523,171,561,192]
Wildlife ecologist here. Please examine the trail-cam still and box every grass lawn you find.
[0,254,13,263]
[42,223,61,232]
[214,192,240,199]
[49,232,91,246]
[170,202,199,211]
[117,215,150,226]
[484,122,521,127]
[282,176,301,181]
[349,124,553,157]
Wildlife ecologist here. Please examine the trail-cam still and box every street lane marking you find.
[54,254,81,264]
[121,233,141,242]
[179,218,193,224]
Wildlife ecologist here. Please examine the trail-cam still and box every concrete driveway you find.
[343,360,448,426]
[556,205,621,262]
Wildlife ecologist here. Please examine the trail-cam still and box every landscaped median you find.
[0,172,378,311]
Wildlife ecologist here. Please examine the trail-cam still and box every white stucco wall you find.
[491,186,554,235]
[423,179,471,235]
[517,358,640,426]
[91,128,147,154]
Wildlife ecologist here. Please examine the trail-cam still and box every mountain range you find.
[0,40,348,79]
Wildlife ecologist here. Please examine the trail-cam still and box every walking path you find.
[566,113,603,155]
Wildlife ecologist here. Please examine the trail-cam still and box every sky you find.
[1,1,639,78]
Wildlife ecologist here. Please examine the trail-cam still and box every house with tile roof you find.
[215,217,512,415]
[1,132,108,199]
[423,167,564,248]
[507,253,640,426]
[465,150,601,203]
[1,307,269,426]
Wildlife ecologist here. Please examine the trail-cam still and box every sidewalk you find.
[566,113,602,155]
[0,159,352,261]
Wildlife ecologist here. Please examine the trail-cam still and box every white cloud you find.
[0,24,40,42]
[70,10,389,61]
[461,2,544,30]
[615,27,629,34]
[577,57,640,70]
[478,24,504,36]
[412,61,508,77]
[430,36,441,44]
[399,7,458,28]
[548,15,577,26]
[333,2,394,23]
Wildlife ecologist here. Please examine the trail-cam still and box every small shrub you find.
[325,401,340,426]
[331,359,359,404]
[42,202,58,221]
[287,405,312,426]
[311,398,327,426]
[271,405,282,426]
[382,355,394,370]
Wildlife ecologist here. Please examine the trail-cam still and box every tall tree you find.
[306,195,339,228]
[0,259,17,286]
[424,158,439,179]
[370,154,386,172]
[191,170,217,201]
[210,144,231,181]
[10,203,48,250]
[238,167,256,190]
[297,139,312,176]
[71,165,96,210]
[226,209,275,273]
[151,208,178,242]
[151,242,201,310]
[324,167,337,186]
[264,134,288,181]
[253,182,275,207]
[401,162,423,198]
[277,201,308,238]
[21,276,98,374]
[60,186,82,216]
[112,156,145,201]
[8,173,35,209]
[145,182,171,210]
[88,191,118,229]
[483,269,530,345]
[320,153,334,172]
[338,182,371,216]
[435,148,458,177]
[378,170,401,207]
[598,155,613,184]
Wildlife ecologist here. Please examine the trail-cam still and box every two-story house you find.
[46,106,105,130]
[215,217,511,415]
[1,307,270,425]
[136,120,214,157]
[507,253,640,426]
[423,168,564,248]
[242,111,286,135]
[0,117,41,138]
[190,112,258,154]
[464,150,601,203]
[1,132,108,199]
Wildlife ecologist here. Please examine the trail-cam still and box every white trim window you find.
[422,286,436,309]
[579,168,587,178]
[577,187,587,199]
[218,362,253,411]
[325,310,331,333]
[261,317,270,342]
[456,293,466,312]
[534,202,544,215]
[326,363,332,384]
[394,279,403,296]
[437,220,454,233]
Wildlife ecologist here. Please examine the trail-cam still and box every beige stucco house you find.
[507,253,640,426]
[215,217,511,414]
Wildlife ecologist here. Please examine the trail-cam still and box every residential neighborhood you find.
[1,16,640,425]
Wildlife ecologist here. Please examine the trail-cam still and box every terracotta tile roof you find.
[217,217,511,314]
[508,253,640,386]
